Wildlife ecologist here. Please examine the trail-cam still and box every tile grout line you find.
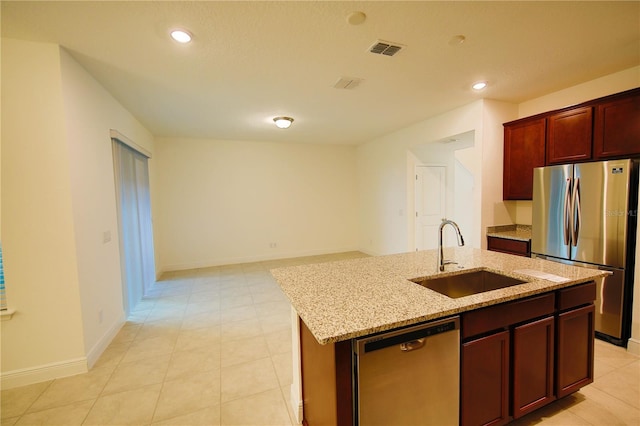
[10,379,54,423]
[147,279,191,426]
[79,382,108,425]
[218,278,224,425]
[10,252,638,425]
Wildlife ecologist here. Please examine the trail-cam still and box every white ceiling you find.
[2,1,639,145]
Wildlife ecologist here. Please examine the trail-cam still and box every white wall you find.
[154,137,358,272]
[481,100,521,228]
[519,66,640,118]
[409,135,475,248]
[58,48,155,366]
[454,149,475,246]
[1,38,155,388]
[356,99,518,256]
[358,103,480,255]
[1,39,86,384]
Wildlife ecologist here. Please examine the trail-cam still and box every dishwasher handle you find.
[400,339,425,352]
[355,316,459,355]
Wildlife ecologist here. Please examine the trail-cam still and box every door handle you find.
[563,178,572,246]
[572,178,581,246]
[400,339,425,352]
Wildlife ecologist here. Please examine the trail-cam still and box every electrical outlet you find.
[98,309,104,324]
[102,231,111,244]
[269,242,277,248]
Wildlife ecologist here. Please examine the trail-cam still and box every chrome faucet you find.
[438,218,465,271]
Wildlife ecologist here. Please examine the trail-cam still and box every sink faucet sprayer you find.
[438,218,465,271]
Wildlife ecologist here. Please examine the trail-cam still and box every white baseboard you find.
[1,314,125,389]
[160,246,361,273]
[358,247,381,257]
[86,312,126,369]
[290,384,303,424]
[1,357,88,390]
[627,337,640,356]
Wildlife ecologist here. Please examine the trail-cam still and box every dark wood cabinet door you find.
[487,236,531,257]
[512,316,556,419]
[546,106,593,164]
[503,118,546,200]
[594,90,640,159]
[556,304,595,398]
[461,330,510,426]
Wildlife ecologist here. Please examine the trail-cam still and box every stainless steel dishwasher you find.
[353,316,460,425]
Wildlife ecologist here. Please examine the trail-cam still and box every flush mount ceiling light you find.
[273,116,294,129]
[170,29,192,43]
[472,81,488,91]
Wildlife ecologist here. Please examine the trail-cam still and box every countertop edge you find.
[272,248,606,345]
[308,275,601,344]
[486,232,531,242]
[486,224,532,242]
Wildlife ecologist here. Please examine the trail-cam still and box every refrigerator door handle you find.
[572,177,581,246]
[563,178,572,246]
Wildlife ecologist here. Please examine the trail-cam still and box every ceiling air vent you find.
[369,40,404,56]
[333,76,364,90]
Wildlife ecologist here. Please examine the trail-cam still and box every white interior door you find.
[415,166,446,250]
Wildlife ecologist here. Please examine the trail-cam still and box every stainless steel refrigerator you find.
[531,159,638,346]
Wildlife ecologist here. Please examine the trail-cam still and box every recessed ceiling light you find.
[170,29,192,44]
[346,11,367,25]
[472,81,488,91]
[273,117,294,129]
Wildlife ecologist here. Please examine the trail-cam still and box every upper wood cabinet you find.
[546,106,593,164]
[594,90,640,159]
[503,117,546,200]
[503,88,640,200]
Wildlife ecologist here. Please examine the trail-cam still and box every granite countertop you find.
[270,247,606,345]
[487,224,532,241]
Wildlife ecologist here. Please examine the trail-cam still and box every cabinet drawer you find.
[487,236,530,257]
[462,293,555,339]
[556,281,596,311]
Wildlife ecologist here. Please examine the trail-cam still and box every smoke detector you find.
[368,40,405,56]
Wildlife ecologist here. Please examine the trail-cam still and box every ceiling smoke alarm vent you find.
[333,76,364,90]
[369,40,405,56]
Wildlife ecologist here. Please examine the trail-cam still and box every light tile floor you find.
[2,251,639,425]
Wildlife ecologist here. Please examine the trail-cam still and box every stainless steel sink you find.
[410,270,527,298]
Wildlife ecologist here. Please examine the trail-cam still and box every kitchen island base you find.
[300,321,351,426]
[298,281,595,426]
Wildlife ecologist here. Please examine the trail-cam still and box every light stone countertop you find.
[486,224,532,242]
[270,247,607,345]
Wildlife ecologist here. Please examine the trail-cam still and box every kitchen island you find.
[271,247,608,425]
